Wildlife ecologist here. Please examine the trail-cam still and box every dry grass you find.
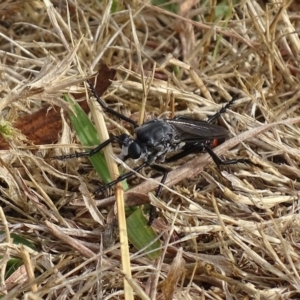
[1,0,300,299]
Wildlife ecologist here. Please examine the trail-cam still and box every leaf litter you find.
[0,1,300,299]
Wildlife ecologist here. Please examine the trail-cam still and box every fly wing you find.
[164,117,229,142]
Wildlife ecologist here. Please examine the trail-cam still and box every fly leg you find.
[148,165,170,225]
[166,143,203,163]
[54,133,131,160]
[205,95,253,166]
[94,162,168,225]
[87,80,138,128]
[55,81,140,160]
[54,133,147,193]
[95,162,169,225]
[204,145,251,166]
[207,95,240,123]
[54,136,118,160]
[94,162,148,194]
[167,142,251,167]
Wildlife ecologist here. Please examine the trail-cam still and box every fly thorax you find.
[147,143,171,164]
[133,119,180,164]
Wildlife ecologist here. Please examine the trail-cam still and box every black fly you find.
[56,81,249,224]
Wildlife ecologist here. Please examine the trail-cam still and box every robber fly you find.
[56,81,249,224]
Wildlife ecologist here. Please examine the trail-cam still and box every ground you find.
[0,1,300,299]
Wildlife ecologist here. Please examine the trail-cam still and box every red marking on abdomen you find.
[212,139,220,148]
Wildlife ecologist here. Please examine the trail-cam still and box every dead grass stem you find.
[1,0,300,299]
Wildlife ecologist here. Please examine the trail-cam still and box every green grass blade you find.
[63,95,160,254]
[127,208,161,259]
[0,232,36,279]
[63,94,112,183]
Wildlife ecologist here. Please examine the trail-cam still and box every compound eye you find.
[128,142,141,159]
